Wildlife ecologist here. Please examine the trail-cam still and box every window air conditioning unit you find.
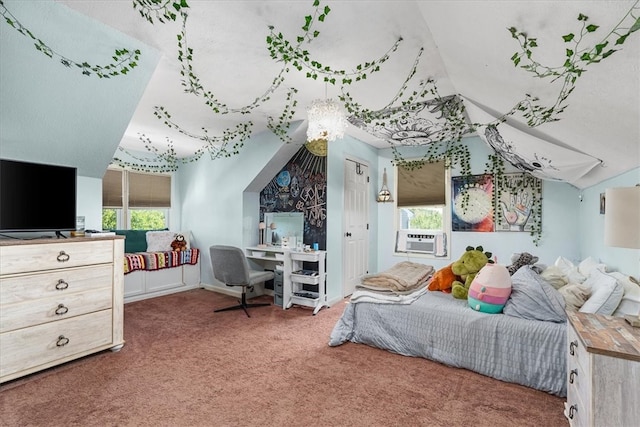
[396,230,447,256]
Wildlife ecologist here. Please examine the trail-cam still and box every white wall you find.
[579,167,640,277]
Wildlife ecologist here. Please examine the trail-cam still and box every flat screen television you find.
[0,159,77,233]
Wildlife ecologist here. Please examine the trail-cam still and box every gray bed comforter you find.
[329,290,567,396]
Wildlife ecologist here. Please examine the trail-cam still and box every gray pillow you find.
[503,266,567,323]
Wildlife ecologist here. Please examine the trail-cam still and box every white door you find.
[343,159,369,297]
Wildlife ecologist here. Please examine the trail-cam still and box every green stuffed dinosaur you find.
[451,245,494,299]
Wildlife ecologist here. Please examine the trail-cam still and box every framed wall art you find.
[495,173,542,232]
[451,174,494,232]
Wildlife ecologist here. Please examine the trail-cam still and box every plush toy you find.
[468,264,512,313]
[451,245,494,299]
[427,264,458,293]
[507,252,539,275]
[170,234,187,252]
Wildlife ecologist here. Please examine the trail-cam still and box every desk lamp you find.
[604,185,640,327]
[258,222,267,248]
[269,222,277,246]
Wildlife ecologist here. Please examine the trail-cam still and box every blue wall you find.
[109,132,638,298]
[578,167,640,277]
[375,136,583,272]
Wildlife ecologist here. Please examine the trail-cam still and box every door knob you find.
[345,232,352,237]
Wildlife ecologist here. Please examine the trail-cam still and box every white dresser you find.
[0,237,125,383]
[565,311,640,427]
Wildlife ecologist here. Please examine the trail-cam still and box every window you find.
[102,168,171,230]
[394,160,450,256]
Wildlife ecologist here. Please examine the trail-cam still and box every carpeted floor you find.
[0,289,568,426]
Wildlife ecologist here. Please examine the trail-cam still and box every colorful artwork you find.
[495,173,542,232]
[451,174,494,232]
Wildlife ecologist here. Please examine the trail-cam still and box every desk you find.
[245,246,328,315]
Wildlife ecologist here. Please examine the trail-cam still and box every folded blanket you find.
[359,261,434,294]
[351,286,428,304]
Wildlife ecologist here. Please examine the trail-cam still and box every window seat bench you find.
[123,250,201,303]
[111,229,202,303]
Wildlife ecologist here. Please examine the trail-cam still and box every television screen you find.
[0,159,77,233]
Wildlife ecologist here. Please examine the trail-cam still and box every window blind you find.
[128,172,171,208]
[396,161,446,207]
[102,169,123,208]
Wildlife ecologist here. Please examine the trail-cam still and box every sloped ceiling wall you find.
[0,1,160,178]
[1,1,638,188]
[417,1,640,188]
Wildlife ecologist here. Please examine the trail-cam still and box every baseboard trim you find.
[124,283,202,304]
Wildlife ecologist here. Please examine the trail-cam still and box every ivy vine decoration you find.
[133,0,188,24]
[136,0,405,169]
[0,0,141,78]
[486,154,543,245]
[507,1,640,127]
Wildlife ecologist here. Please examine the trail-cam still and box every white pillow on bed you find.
[553,256,586,284]
[611,272,640,317]
[579,269,624,316]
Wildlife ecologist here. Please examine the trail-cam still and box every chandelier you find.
[306,98,348,143]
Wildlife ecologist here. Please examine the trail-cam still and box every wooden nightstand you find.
[565,311,640,427]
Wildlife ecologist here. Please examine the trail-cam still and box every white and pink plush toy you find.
[468,264,512,314]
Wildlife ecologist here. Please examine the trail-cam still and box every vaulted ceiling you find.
[1,1,638,188]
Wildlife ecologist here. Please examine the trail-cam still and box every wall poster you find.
[451,174,494,232]
[495,173,542,232]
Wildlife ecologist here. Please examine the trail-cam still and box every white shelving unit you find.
[245,246,327,315]
[283,250,327,315]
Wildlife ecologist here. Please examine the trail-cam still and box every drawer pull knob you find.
[569,340,578,355]
[568,404,577,419]
[569,369,578,384]
[57,251,70,262]
[56,335,70,347]
[55,279,69,290]
[55,304,69,315]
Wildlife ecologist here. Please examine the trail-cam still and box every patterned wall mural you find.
[260,144,327,249]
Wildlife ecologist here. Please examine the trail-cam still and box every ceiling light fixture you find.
[306,98,348,143]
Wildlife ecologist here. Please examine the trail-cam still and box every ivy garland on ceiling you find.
[0,0,140,78]
[114,0,404,172]
[3,0,638,242]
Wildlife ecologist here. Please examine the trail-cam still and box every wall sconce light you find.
[604,185,640,327]
[258,222,267,248]
[377,168,393,203]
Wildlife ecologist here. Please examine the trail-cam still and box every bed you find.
[329,264,568,397]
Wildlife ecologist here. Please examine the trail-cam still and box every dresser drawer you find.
[0,240,113,275]
[567,364,591,425]
[0,309,113,379]
[568,325,589,374]
[566,388,589,427]
[0,264,113,305]
[0,286,112,333]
